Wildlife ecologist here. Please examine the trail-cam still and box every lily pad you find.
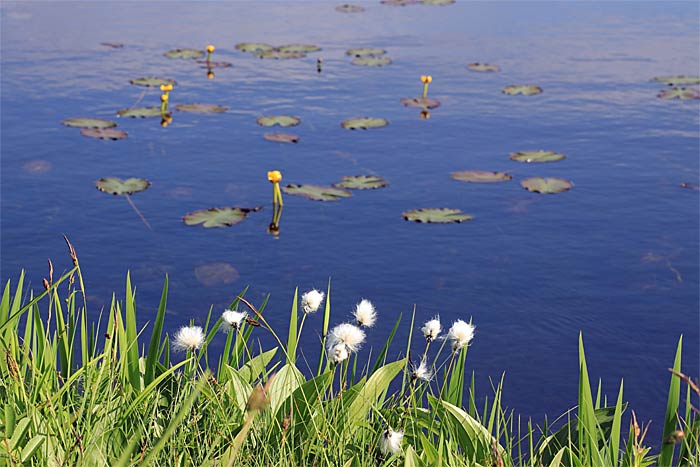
[402,208,473,223]
[282,184,352,201]
[175,104,229,114]
[96,177,150,195]
[657,87,700,100]
[652,76,700,86]
[278,44,321,53]
[352,56,392,66]
[520,177,573,194]
[334,175,388,190]
[164,48,205,59]
[23,160,52,174]
[421,0,455,4]
[341,117,388,130]
[346,48,386,57]
[62,117,117,129]
[257,50,306,59]
[264,133,300,143]
[129,77,177,87]
[336,4,365,12]
[502,85,543,96]
[194,262,240,287]
[467,63,501,72]
[235,42,275,53]
[450,171,513,183]
[680,182,699,190]
[400,97,441,109]
[510,150,566,163]
[198,60,232,68]
[100,42,124,49]
[183,207,263,228]
[256,115,301,127]
[81,128,128,140]
[116,107,165,118]
[381,0,420,5]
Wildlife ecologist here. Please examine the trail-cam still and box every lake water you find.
[1,1,698,440]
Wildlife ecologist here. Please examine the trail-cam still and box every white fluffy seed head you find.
[173,325,205,352]
[221,309,247,332]
[411,360,432,382]
[353,299,377,327]
[421,316,442,342]
[301,289,325,314]
[448,319,475,351]
[328,323,366,352]
[379,428,403,455]
[330,343,349,363]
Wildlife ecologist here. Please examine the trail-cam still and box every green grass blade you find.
[145,275,168,385]
[658,335,683,467]
[124,272,141,390]
[286,287,299,364]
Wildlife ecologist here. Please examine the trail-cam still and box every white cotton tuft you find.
[221,309,247,332]
[301,289,325,314]
[421,316,441,342]
[326,323,365,363]
[353,299,377,327]
[173,325,205,352]
[379,428,403,455]
[411,360,432,382]
[447,319,475,351]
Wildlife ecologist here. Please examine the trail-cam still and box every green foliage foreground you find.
[0,255,698,466]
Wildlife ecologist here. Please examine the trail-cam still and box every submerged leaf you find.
[101,42,124,49]
[346,47,386,57]
[183,207,263,228]
[116,107,165,118]
[278,44,321,53]
[336,4,365,12]
[341,117,388,130]
[352,56,392,66]
[521,177,573,194]
[62,117,117,129]
[194,262,239,287]
[282,184,352,201]
[450,171,512,183]
[502,85,543,96]
[129,77,177,87]
[257,115,301,127]
[402,208,473,223]
[510,150,566,163]
[467,62,501,72]
[96,177,150,195]
[235,43,275,53]
[264,133,300,143]
[657,87,700,100]
[164,48,205,59]
[80,128,128,140]
[174,104,229,113]
[400,97,441,109]
[652,75,700,86]
[334,175,388,190]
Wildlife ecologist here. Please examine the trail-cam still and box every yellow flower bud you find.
[207,45,215,53]
[267,170,282,183]
[161,93,169,102]
[421,75,428,83]
[426,75,432,83]
[207,71,215,79]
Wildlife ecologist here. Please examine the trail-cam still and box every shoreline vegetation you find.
[0,244,697,466]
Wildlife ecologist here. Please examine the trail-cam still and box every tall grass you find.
[0,249,697,466]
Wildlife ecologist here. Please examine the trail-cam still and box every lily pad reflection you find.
[402,208,473,223]
[282,184,352,201]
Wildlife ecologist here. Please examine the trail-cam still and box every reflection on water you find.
[1,0,698,439]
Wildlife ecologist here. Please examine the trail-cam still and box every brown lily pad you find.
[80,128,128,140]
[264,133,300,143]
[195,262,240,287]
[129,77,177,87]
[336,4,365,12]
[101,42,124,49]
[451,171,513,183]
[381,0,420,5]
[520,177,573,194]
[346,48,386,57]
[257,50,306,59]
[502,85,543,96]
[467,63,501,72]
[657,88,700,100]
[400,97,441,109]
[197,60,232,68]
[174,104,229,114]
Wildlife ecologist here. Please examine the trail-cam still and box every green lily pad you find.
[174,104,229,114]
[400,97,441,109]
[450,171,513,183]
[510,150,566,163]
[96,177,150,195]
[164,48,205,59]
[198,60,232,68]
[421,0,455,4]
[336,4,365,12]
[278,44,321,53]
[235,42,275,53]
[183,207,263,228]
[195,262,240,287]
[352,56,392,66]
[62,117,117,129]
[657,87,700,100]
[129,77,177,87]
[80,128,128,140]
[402,208,473,223]
[282,184,352,201]
[467,62,501,72]
[257,50,306,59]
[502,85,543,96]
[341,117,389,130]
[256,115,301,127]
[521,177,573,194]
[381,0,420,5]
[346,48,386,57]
[652,76,700,86]
[264,133,300,143]
[116,107,165,118]
[334,175,388,190]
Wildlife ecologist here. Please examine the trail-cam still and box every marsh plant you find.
[0,245,697,466]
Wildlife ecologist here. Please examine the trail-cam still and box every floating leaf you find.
[96,177,150,195]
[502,85,543,96]
[257,50,306,59]
[116,107,165,118]
[336,4,365,12]
[402,208,473,223]
[400,97,441,109]
[174,103,229,114]
[657,87,700,100]
[197,60,232,68]
[341,117,388,130]
[334,175,388,190]
[101,42,124,49]
[510,150,566,163]
[278,44,321,53]
[680,182,699,190]
[282,184,352,201]
[183,207,263,228]
[521,177,573,194]
[62,117,117,129]
[352,56,392,66]
[194,262,239,287]
[450,171,512,183]
[23,160,52,174]
[652,76,700,86]
[467,62,500,72]
[80,128,128,140]
[381,0,420,5]
[235,43,275,53]
[346,47,386,57]
[264,133,300,143]
[421,0,455,4]
[129,77,177,87]
[164,48,204,59]
[256,115,301,127]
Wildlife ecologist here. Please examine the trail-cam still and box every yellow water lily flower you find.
[267,171,282,183]
[207,45,215,53]
[421,75,432,83]
[161,93,169,102]
[160,84,173,92]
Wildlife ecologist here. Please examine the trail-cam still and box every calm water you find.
[1,1,698,438]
